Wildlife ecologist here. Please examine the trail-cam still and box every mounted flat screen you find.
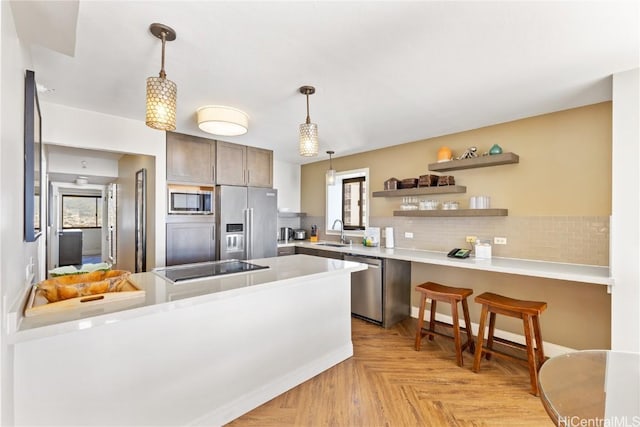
[24,69,42,242]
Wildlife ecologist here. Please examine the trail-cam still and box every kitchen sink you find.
[314,242,349,247]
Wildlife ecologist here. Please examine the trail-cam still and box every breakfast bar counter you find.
[291,241,613,286]
[10,255,366,426]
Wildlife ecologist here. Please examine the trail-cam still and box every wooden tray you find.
[24,279,145,317]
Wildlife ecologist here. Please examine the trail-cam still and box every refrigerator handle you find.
[245,208,253,259]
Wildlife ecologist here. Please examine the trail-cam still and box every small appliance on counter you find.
[293,229,306,240]
[279,227,294,242]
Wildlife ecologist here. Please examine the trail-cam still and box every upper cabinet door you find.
[246,146,273,188]
[166,132,215,184]
[216,141,247,186]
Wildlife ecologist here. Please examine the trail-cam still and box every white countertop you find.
[291,241,613,286]
[12,255,366,342]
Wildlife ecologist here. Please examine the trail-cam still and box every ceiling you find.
[46,144,123,185]
[12,1,640,165]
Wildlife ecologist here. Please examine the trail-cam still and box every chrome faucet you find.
[332,219,347,244]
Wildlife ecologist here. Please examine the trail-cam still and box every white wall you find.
[82,229,102,256]
[47,146,119,178]
[273,159,300,212]
[611,68,640,352]
[0,3,41,424]
[41,103,166,269]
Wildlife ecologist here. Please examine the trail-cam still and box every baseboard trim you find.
[188,342,354,426]
[410,306,574,358]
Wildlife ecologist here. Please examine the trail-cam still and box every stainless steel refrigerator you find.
[215,185,278,260]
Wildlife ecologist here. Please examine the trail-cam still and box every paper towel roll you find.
[385,227,394,248]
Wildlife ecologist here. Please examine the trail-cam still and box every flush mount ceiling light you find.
[299,85,318,157]
[75,176,88,186]
[326,150,336,186]
[146,23,177,131]
[197,105,249,136]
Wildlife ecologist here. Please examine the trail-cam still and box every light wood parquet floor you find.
[228,317,554,427]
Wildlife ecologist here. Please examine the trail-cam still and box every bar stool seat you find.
[472,292,547,395]
[414,282,475,367]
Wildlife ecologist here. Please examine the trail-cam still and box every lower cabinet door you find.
[166,222,216,266]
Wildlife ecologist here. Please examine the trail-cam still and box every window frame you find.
[61,194,102,229]
[326,168,369,239]
[341,176,366,230]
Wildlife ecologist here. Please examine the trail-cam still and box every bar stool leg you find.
[473,304,489,373]
[532,314,545,370]
[428,299,437,341]
[523,314,539,396]
[451,301,463,367]
[485,312,496,361]
[461,298,475,354]
[415,293,428,351]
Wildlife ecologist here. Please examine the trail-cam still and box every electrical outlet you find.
[494,237,507,245]
[466,235,477,244]
[404,232,414,239]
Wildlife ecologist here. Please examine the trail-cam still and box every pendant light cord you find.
[159,31,167,79]
[305,93,311,124]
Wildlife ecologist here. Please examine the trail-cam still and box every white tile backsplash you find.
[302,215,609,266]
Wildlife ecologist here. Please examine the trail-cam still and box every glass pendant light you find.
[299,85,318,156]
[326,150,336,186]
[146,23,177,131]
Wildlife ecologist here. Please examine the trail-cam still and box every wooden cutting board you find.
[24,280,145,317]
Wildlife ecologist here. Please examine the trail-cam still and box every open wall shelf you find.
[428,152,519,172]
[393,209,508,217]
[372,185,466,198]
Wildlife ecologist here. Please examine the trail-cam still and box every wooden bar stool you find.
[472,292,547,395]
[414,282,475,367]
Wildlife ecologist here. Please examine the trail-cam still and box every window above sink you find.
[326,168,369,239]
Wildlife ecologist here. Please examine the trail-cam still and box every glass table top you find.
[538,350,640,426]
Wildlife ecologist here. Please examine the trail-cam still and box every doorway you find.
[44,144,156,275]
[48,183,112,270]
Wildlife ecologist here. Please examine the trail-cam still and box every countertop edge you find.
[292,241,613,286]
[10,256,366,343]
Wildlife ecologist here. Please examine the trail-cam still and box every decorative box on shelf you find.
[384,177,400,190]
[399,178,418,189]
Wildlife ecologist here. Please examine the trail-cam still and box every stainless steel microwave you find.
[168,187,213,215]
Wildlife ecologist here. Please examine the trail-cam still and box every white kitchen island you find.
[9,255,366,426]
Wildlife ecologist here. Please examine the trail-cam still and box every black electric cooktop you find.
[160,260,268,283]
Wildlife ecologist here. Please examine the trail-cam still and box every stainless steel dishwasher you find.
[344,254,383,324]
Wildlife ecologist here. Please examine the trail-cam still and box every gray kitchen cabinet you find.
[216,141,273,187]
[295,246,343,260]
[166,131,215,184]
[166,221,216,266]
[277,246,295,256]
[215,141,246,186]
[246,146,273,187]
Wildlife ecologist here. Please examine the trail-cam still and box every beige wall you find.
[410,264,611,350]
[301,102,612,349]
[302,102,612,217]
